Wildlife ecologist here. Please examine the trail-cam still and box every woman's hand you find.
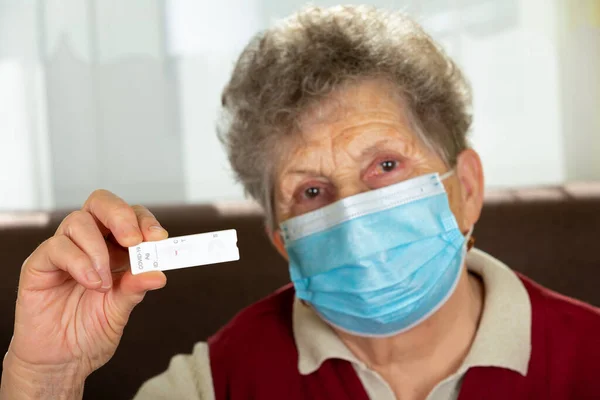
[1,190,167,400]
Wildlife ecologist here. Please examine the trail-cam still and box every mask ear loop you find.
[465,226,475,251]
[440,169,476,250]
[439,169,455,181]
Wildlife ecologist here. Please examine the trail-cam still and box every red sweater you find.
[208,274,600,399]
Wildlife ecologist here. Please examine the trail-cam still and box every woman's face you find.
[271,79,483,252]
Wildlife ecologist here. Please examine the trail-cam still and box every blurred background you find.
[1,4,599,397]
[1,0,599,212]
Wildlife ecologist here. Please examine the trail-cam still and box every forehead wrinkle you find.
[335,121,414,159]
[282,114,419,180]
[279,132,336,178]
[276,78,427,186]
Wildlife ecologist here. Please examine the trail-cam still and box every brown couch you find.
[1,183,599,400]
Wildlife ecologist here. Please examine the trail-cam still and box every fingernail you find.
[149,225,167,233]
[98,268,112,289]
[86,269,102,285]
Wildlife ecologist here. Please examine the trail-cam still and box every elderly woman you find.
[1,6,599,400]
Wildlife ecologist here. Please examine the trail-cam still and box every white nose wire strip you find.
[282,173,448,242]
[129,229,240,275]
[287,173,438,229]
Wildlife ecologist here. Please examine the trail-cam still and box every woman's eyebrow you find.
[284,168,322,176]
[357,138,410,159]
[283,137,410,177]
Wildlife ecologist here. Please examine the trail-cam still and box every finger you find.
[82,190,143,248]
[107,240,131,274]
[55,211,112,291]
[107,270,167,324]
[120,271,166,298]
[22,236,102,292]
[131,205,168,242]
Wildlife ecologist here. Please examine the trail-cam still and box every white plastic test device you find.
[128,229,239,275]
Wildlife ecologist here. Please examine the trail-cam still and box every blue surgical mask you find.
[280,171,471,337]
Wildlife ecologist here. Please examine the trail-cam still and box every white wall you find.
[0,1,51,210]
[166,0,262,203]
[44,0,99,208]
[44,0,185,209]
[0,61,37,210]
[1,0,598,212]
[421,0,599,186]
[455,0,566,187]
[558,0,600,181]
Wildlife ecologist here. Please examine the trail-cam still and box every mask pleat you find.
[284,171,469,337]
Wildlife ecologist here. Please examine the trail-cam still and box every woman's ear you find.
[268,227,289,261]
[456,148,485,230]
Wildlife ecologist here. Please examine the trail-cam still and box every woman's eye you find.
[380,160,397,172]
[304,187,320,199]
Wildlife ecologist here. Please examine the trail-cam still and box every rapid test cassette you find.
[129,229,239,275]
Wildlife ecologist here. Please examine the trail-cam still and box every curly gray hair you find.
[218,5,472,231]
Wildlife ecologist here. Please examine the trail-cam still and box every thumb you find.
[109,271,167,322]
